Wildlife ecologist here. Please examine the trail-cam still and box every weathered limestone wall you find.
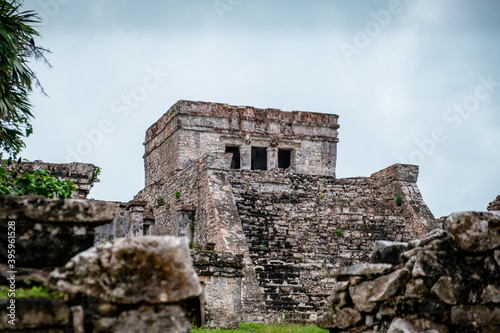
[6,160,100,198]
[227,164,436,322]
[192,249,245,328]
[143,100,340,186]
[317,211,500,333]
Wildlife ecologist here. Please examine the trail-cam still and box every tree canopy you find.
[0,0,49,158]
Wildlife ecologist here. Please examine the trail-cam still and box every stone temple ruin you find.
[1,100,500,332]
[127,100,437,324]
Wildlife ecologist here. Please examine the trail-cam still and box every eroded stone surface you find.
[318,212,500,333]
[481,284,500,304]
[0,195,115,223]
[370,240,408,265]
[431,276,461,305]
[0,298,70,330]
[349,269,410,312]
[94,304,190,333]
[333,263,393,278]
[51,236,202,304]
[451,305,500,326]
[446,211,500,253]
[316,308,362,330]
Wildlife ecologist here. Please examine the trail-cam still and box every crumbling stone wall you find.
[0,195,203,333]
[317,211,500,333]
[0,195,115,332]
[227,163,436,322]
[6,160,100,198]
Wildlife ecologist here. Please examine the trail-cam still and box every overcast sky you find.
[21,0,499,218]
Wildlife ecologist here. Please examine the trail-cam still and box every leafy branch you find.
[0,163,76,199]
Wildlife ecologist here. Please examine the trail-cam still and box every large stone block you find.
[446,211,500,253]
[51,236,202,304]
[349,269,410,312]
[316,308,362,330]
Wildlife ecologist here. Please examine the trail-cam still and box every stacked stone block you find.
[317,211,500,333]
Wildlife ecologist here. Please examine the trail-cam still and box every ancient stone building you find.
[133,100,437,324]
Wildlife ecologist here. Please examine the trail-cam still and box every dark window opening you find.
[251,147,267,170]
[225,146,240,169]
[278,149,292,169]
[143,219,154,236]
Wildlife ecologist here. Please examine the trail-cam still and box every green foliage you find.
[175,191,181,199]
[298,257,303,263]
[0,279,63,299]
[156,196,165,206]
[0,164,76,199]
[320,195,325,199]
[396,196,402,206]
[189,223,196,230]
[189,241,201,249]
[191,323,328,333]
[0,1,51,157]
[336,229,344,237]
[92,166,101,181]
[260,245,268,249]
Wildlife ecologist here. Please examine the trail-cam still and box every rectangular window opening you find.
[278,149,292,169]
[251,147,267,171]
[225,146,241,169]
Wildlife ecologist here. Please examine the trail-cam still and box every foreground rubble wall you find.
[0,196,201,333]
[318,210,500,333]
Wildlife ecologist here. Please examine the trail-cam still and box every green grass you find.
[191,323,328,333]
[0,285,63,299]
